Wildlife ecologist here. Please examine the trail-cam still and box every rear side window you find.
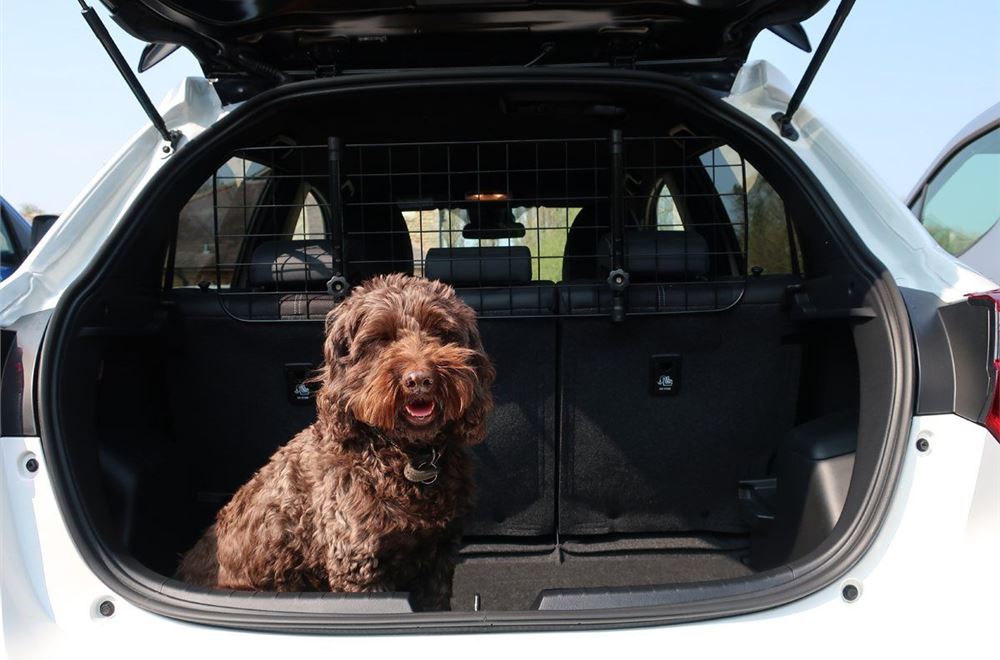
[919,126,1000,256]
[700,146,795,275]
[171,158,271,288]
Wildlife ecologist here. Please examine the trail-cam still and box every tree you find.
[18,203,44,220]
[729,180,791,274]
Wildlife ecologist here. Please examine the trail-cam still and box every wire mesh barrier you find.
[178,132,754,321]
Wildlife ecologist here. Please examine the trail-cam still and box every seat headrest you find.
[599,230,709,281]
[250,240,333,289]
[250,235,415,289]
[425,246,533,286]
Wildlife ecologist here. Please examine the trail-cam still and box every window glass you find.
[0,216,13,257]
[653,177,685,231]
[0,214,16,279]
[402,206,578,281]
[700,146,793,275]
[172,158,270,288]
[921,127,1000,256]
[291,191,327,241]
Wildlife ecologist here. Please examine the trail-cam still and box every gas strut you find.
[772,0,856,141]
[77,0,181,149]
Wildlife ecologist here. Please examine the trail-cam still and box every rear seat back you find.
[426,246,557,536]
[238,241,557,537]
[238,228,797,540]
[557,230,801,536]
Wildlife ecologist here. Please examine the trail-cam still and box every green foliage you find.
[404,207,576,280]
[925,223,978,256]
[729,180,792,275]
[17,203,44,218]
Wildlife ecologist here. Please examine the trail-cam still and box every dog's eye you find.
[335,342,349,358]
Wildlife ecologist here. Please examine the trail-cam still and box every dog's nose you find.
[402,369,434,394]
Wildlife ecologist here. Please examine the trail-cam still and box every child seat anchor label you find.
[650,354,681,396]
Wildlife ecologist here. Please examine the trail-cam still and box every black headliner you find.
[105,0,827,97]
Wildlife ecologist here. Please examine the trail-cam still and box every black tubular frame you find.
[39,68,914,634]
[186,132,755,322]
[77,0,181,148]
[772,0,857,141]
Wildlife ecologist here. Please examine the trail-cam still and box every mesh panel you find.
[180,134,750,321]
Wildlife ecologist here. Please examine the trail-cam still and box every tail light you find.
[967,289,1000,442]
[986,359,1000,441]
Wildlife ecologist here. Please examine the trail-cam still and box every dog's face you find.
[318,274,495,447]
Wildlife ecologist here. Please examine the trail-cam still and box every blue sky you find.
[1,1,998,213]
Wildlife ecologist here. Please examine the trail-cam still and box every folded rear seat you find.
[425,246,557,537]
[557,230,801,536]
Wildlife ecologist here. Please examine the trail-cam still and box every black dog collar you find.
[367,428,444,485]
[403,447,441,485]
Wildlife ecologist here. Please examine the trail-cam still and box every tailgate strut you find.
[77,0,181,150]
[772,0,856,141]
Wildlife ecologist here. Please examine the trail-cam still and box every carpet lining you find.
[451,545,752,611]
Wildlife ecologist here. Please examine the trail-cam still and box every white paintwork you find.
[1,63,998,656]
[3,415,997,657]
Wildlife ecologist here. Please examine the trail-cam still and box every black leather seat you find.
[561,206,609,282]
[248,240,336,291]
[240,208,415,320]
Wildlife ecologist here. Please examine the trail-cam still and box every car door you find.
[0,198,33,281]
[911,124,1000,282]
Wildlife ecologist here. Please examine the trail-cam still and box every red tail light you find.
[967,290,1000,442]
[987,359,1000,441]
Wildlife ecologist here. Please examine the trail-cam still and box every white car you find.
[2,1,998,657]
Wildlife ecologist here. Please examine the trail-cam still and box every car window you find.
[700,146,795,275]
[920,126,1000,256]
[651,176,686,231]
[290,191,327,240]
[403,206,578,281]
[171,158,271,288]
[0,213,16,279]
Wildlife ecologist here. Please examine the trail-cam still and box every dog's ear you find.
[451,328,496,446]
[313,301,358,438]
[313,298,359,395]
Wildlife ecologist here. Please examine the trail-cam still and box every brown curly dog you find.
[176,274,495,610]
